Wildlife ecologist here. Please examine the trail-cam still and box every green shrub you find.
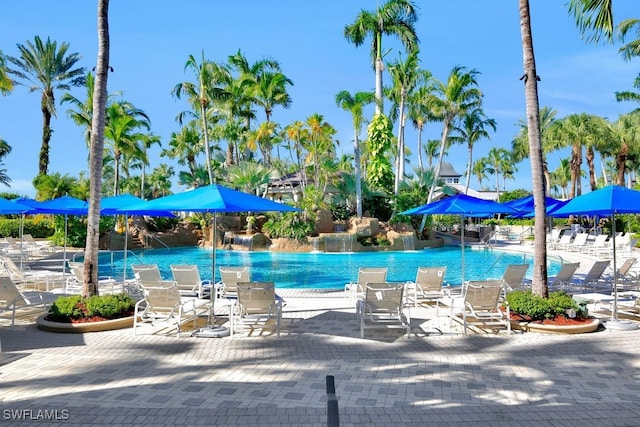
[47,295,84,322]
[262,212,315,239]
[505,290,582,320]
[85,293,135,318]
[47,293,134,322]
[0,217,55,238]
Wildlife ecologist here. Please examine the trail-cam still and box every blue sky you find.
[0,1,638,198]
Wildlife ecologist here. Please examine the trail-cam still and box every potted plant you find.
[505,290,600,334]
[37,293,136,333]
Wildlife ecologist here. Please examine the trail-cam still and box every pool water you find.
[99,246,562,290]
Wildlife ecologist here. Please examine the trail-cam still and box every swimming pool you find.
[99,247,563,290]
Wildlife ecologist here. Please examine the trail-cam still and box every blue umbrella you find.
[122,184,299,283]
[0,198,37,214]
[101,194,176,284]
[126,184,299,214]
[401,193,518,284]
[101,194,176,217]
[33,195,89,216]
[402,193,518,217]
[504,195,566,218]
[552,185,640,329]
[24,196,88,273]
[2,199,39,269]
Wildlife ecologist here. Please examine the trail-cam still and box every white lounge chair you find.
[131,264,162,284]
[66,262,119,294]
[567,232,589,252]
[217,266,250,299]
[404,266,449,309]
[0,255,63,290]
[616,258,639,291]
[235,281,282,337]
[133,282,210,337]
[0,275,58,326]
[356,282,410,339]
[500,264,529,292]
[451,279,510,336]
[344,267,388,303]
[572,260,611,292]
[548,262,581,290]
[170,264,211,299]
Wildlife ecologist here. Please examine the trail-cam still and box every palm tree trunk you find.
[586,145,597,190]
[374,33,384,115]
[201,102,213,185]
[83,0,110,297]
[427,119,450,204]
[40,95,53,176]
[417,124,424,171]
[464,145,473,194]
[519,0,548,298]
[354,131,363,218]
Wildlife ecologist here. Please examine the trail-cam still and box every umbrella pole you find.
[19,214,24,271]
[123,215,128,293]
[461,216,465,285]
[62,214,68,275]
[611,214,618,322]
[212,213,217,288]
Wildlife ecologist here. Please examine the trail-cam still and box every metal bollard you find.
[326,375,339,427]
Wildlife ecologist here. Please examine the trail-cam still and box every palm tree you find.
[80,0,109,296]
[386,49,421,195]
[61,72,122,144]
[283,120,308,185]
[511,106,559,195]
[103,101,150,195]
[161,121,203,178]
[303,114,337,190]
[471,159,488,189]
[616,74,640,110]
[456,108,496,194]
[251,71,293,123]
[408,80,436,171]
[148,164,174,198]
[425,66,483,204]
[424,139,440,168]
[343,0,419,114]
[551,158,572,199]
[0,49,13,95]
[173,53,229,185]
[0,137,12,186]
[546,113,594,198]
[519,0,548,297]
[7,36,85,175]
[226,161,271,195]
[485,147,511,201]
[246,121,279,166]
[178,164,210,190]
[335,90,374,218]
[610,112,640,185]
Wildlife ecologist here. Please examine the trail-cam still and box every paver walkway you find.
[1,289,640,426]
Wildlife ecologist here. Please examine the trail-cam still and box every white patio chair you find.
[134,282,210,337]
[356,282,410,339]
[451,279,510,336]
[170,264,211,299]
[344,267,388,303]
[404,266,449,310]
[0,275,58,326]
[500,264,529,292]
[235,281,282,337]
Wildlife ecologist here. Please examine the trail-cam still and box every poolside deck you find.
[1,241,640,425]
